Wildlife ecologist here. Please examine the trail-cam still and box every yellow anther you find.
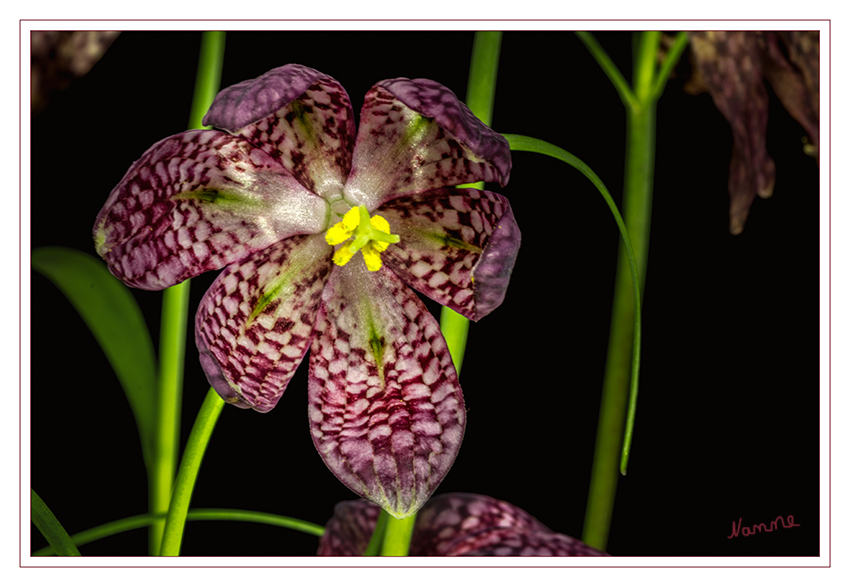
[361,243,384,271]
[325,206,361,245]
[325,205,400,271]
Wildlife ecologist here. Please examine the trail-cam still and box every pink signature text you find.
[727,515,801,539]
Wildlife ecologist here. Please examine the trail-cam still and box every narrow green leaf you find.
[32,508,325,556]
[501,134,642,475]
[32,246,157,467]
[31,490,81,556]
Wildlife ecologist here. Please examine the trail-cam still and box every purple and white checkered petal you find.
[446,527,610,557]
[344,80,511,210]
[379,189,520,321]
[308,262,465,518]
[195,233,333,413]
[315,493,609,556]
[409,493,546,556]
[205,64,356,200]
[93,129,327,290]
[316,499,380,556]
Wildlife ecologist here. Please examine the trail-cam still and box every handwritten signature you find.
[727,515,800,539]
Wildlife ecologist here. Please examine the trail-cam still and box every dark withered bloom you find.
[686,31,819,234]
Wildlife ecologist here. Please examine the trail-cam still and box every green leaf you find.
[32,246,158,467]
[31,490,81,556]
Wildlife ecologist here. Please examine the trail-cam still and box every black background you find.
[30,30,821,558]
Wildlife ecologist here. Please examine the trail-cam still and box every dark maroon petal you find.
[316,499,379,556]
[410,493,546,556]
[344,79,511,210]
[93,129,327,290]
[195,233,332,413]
[762,32,820,161]
[205,64,356,199]
[446,527,609,557]
[687,32,777,235]
[308,263,465,518]
[379,188,520,321]
[317,493,608,557]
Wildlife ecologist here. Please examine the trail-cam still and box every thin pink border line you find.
[20,21,831,570]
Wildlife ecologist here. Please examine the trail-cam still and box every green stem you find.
[575,32,637,109]
[363,509,390,556]
[31,490,81,556]
[582,31,663,552]
[502,135,642,476]
[148,30,226,556]
[150,280,189,554]
[159,388,225,556]
[32,508,324,556]
[379,514,417,556]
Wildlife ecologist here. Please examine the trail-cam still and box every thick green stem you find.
[379,514,417,556]
[582,32,659,552]
[150,280,189,555]
[159,388,225,556]
[148,30,225,556]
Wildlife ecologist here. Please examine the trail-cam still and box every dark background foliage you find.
[30,30,821,558]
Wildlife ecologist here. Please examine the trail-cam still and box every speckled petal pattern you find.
[205,64,356,200]
[308,262,465,518]
[379,188,520,321]
[315,498,378,556]
[344,79,511,210]
[196,233,333,413]
[93,129,327,290]
[317,493,609,557]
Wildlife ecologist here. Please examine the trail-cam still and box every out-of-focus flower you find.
[685,31,819,234]
[318,493,608,556]
[93,64,520,518]
[31,31,120,115]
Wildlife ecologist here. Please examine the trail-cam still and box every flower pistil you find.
[325,205,400,271]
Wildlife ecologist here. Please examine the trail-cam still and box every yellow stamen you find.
[325,206,361,245]
[325,205,400,271]
[361,243,384,271]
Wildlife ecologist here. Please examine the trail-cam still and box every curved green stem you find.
[502,134,643,472]
[31,490,81,556]
[159,388,225,556]
[575,31,637,109]
[149,30,226,555]
[32,508,323,556]
[652,32,690,100]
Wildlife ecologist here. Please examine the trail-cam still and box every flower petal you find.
[316,499,379,556]
[344,78,511,210]
[411,493,607,556]
[686,32,776,235]
[195,233,333,413]
[308,262,465,518]
[317,493,609,557]
[444,527,609,557]
[204,64,356,200]
[379,188,520,321]
[93,129,327,290]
